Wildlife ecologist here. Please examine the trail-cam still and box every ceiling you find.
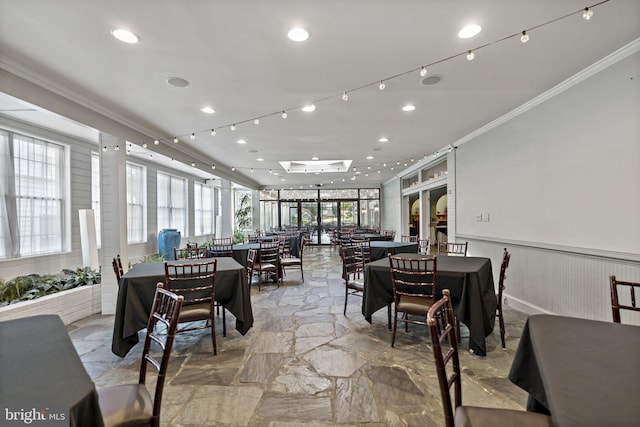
[0,0,638,189]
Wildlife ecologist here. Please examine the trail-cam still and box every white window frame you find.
[194,182,215,237]
[126,162,147,244]
[91,152,101,247]
[0,129,69,258]
[157,171,188,236]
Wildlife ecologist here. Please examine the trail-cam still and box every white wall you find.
[454,49,640,320]
[381,177,401,236]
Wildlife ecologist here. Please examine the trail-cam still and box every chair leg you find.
[498,310,506,348]
[387,304,392,330]
[391,309,398,347]
[211,320,217,355]
[343,287,349,315]
[222,306,226,337]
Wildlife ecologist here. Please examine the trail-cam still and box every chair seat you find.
[346,279,364,292]
[397,295,433,315]
[98,384,153,427]
[255,262,277,270]
[179,302,212,322]
[455,406,552,427]
[280,257,301,266]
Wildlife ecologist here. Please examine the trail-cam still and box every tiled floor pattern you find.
[68,247,530,426]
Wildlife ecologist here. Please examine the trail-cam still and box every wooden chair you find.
[255,241,280,290]
[280,236,306,282]
[401,235,418,243]
[173,246,206,260]
[383,229,396,241]
[427,290,552,427]
[437,241,468,256]
[341,245,365,315]
[246,248,257,285]
[388,254,437,347]
[164,260,219,355]
[496,248,511,348]
[609,275,640,323]
[351,238,372,264]
[98,284,183,427]
[212,237,232,245]
[209,243,234,258]
[418,239,430,254]
[112,255,124,283]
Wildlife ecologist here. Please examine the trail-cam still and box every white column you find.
[99,133,128,314]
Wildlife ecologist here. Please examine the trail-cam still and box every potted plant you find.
[233,193,252,243]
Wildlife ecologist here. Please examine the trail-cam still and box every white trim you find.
[452,38,640,149]
[458,234,640,264]
[504,294,555,317]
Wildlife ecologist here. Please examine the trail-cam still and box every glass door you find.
[300,201,318,244]
[320,202,338,245]
[339,200,357,230]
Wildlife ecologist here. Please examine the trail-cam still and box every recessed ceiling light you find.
[312,156,319,160]
[200,106,215,114]
[288,27,309,42]
[366,155,374,160]
[402,104,416,112]
[458,24,481,39]
[257,158,264,161]
[111,28,139,44]
[237,139,247,144]
[301,104,315,112]
[166,77,190,88]
[378,137,389,143]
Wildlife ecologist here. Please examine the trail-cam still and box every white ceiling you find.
[0,0,638,189]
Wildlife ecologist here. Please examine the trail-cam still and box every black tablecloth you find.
[0,315,104,427]
[509,315,640,427]
[112,257,253,357]
[363,254,496,356]
[369,241,418,261]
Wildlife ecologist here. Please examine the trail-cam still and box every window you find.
[126,162,146,244]
[91,152,101,247]
[157,172,187,235]
[0,130,68,258]
[194,182,215,236]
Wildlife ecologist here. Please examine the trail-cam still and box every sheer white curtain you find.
[194,182,214,236]
[126,162,146,244]
[157,172,187,235]
[0,131,18,258]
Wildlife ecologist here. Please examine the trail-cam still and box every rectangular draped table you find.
[112,257,253,357]
[1,315,104,427]
[509,314,640,427]
[363,253,497,356]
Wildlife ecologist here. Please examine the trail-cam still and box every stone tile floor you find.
[68,247,530,426]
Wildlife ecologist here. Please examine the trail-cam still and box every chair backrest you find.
[388,254,438,303]
[427,289,461,427]
[212,237,232,245]
[209,243,234,258]
[341,246,364,282]
[383,229,396,240]
[247,234,260,243]
[259,241,280,264]
[437,241,468,256]
[497,248,511,302]
[112,255,124,282]
[418,239,430,254]
[609,275,640,323]
[174,246,206,260]
[164,260,217,307]
[140,283,183,425]
[401,235,418,243]
[246,249,257,282]
[351,239,372,264]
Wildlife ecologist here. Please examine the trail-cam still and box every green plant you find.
[138,254,165,263]
[0,268,101,306]
[233,193,252,244]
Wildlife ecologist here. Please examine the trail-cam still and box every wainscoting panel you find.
[464,238,640,324]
